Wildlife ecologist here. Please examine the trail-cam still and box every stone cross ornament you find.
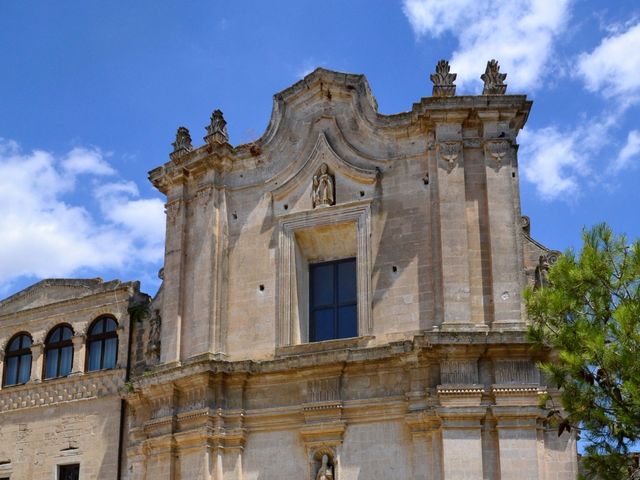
[430,59,457,97]
[481,59,507,95]
[311,163,335,208]
[204,109,229,144]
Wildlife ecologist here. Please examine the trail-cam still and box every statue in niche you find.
[147,309,161,357]
[316,454,334,480]
[311,163,335,208]
[534,255,550,289]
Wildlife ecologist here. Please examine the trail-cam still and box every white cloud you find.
[402,0,571,92]
[0,139,165,294]
[613,130,640,172]
[577,22,640,100]
[61,147,116,176]
[519,113,616,201]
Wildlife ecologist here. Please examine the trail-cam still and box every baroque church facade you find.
[0,62,577,479]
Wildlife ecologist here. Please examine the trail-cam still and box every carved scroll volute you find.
[437,142,462,173]
[484,141,511,170]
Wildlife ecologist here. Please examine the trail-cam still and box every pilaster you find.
[437,407,486,479]
[30,342,44,383]
[492,406,541,480]
[161,187,187,364]
[432,113,472,328]
[71,334,85,375]
[479,111,523,329]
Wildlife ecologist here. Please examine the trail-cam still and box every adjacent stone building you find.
[0,62,577,479]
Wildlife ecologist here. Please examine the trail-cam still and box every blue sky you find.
[1,1,639,298]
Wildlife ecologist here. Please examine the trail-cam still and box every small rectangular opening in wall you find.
[58,464,79,480]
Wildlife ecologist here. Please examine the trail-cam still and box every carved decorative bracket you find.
[437,142,461,173]
[484,140,510,170]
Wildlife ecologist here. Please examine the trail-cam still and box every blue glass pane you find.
[61,326,73,341]
[104,338,117,369]
[90,318,104,335]
[59,346,73,376]
[337,305,357,339]
[5,355,18,385]
[311,263,334,306]
[88,341,102,371]
[49,328,61,343]
[337,260,357,303]
[312,308,334,342]
[21,335,32,348]
[45,349,59,379]
[104,318,117,332]
[18,354,32,384]
[8,337,21,351]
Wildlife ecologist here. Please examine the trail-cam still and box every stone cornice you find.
[0,281,138,322]
[128,332,533,389]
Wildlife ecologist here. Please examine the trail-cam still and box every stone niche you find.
[277,203,372,346]
[272,132,378,347]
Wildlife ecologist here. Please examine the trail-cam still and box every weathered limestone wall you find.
[129,65,575,479]
[0,279,144,479]
[0,395,121,479]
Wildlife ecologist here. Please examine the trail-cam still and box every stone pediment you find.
[271,132,379,216]
[0,278,124,316]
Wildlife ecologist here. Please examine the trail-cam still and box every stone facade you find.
[0,279,147,479]
[0,63,577,479]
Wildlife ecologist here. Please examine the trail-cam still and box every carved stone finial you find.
[481,59,507,95]
[204,109,229,145]
[430,59,457,97]
[311,163,335,208]
[170,126,192,161]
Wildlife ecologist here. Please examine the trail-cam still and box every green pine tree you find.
[526,224,640,479]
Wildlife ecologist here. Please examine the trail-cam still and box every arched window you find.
[86,316,118,371]
[44,325,74,379]
[3,333,32,387]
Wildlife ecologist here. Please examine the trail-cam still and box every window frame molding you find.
[277,200,372,346]
[85,316,119,372]
[2,332,33,387]
[43,324,75,380]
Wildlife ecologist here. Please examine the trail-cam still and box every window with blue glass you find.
[2,333,32,387]
[86,316,118,372]
[309,257,357,342]
[44,325,74,380]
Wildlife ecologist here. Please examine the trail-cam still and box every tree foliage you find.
[525,224,640,479]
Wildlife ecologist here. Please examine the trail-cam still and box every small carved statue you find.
[316,454,334,480]
[312,163,335,208]
[147,310,161,356]
[171,127,193,156]
[430,59,457,97]
[204,109,229,144]
[534,255,550,289]
[481,59,507,95]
